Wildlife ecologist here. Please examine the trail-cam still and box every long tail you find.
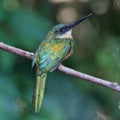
[32,71,47,113]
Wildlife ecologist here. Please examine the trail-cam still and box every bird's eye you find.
[59,28,63,32]
[59,27,66,33]
[55,25,67,34]
[55,29,64,34]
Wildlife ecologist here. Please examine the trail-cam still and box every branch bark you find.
[0,42,120,93]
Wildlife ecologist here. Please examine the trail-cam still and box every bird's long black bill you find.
[67,13,92,29]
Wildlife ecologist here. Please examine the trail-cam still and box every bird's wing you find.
[44,41,71,72]
[32,45,41,69]
[33,40,72,72]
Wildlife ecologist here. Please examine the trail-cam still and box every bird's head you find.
[47,13,92,39]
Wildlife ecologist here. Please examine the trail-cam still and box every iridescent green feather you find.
[32,70,47,113]
[32,38,73,113]
[32,14,92,113]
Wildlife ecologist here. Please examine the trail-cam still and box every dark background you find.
[0,0,120,120]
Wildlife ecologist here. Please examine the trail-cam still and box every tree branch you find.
[0,42,120,93]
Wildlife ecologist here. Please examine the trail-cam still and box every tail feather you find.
[32,71,47,113]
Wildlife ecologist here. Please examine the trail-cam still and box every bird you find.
[32,13,92,113]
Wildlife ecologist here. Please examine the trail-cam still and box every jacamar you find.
[32,13,92,113]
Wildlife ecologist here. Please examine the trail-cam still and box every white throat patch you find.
[58,30,72,39]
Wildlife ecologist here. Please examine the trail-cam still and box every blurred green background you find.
[0,0,120,120]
